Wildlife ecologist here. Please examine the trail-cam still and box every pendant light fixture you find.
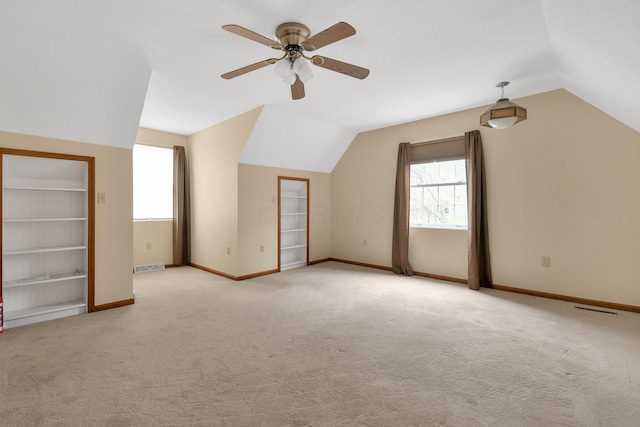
[480,81,527,129]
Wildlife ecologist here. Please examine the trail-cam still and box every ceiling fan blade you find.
[301,22,356,51]
[221,58,278,79]
[310,56,370,80]
[222,24,282,49]
[291,75,305,100]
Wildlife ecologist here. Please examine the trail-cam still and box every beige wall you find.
[135,127,188,148]
[237,164,331,276]
[0,131,133,306]
[332,89,640,307]
[133,221,173,267]
[188,107,262,276]
[132,128,188,268]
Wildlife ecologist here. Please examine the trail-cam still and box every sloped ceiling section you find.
[542,0,640,132]
[239,105,356,173]
[0,17,150,149]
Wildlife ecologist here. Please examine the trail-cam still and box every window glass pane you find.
[409,159,467,228]
[454,184,467,205]
[424,206,439,224]
[410,187,423,210]
[455,160,467,182]
[438,162,456,183]
[423,163,438,185]
[133,145,173,220]
[410,163,426,185]
[410,187,424,225]
[422,186,437,205]
[439,185,455,208]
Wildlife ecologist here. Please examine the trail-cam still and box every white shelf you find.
[3,273,86,288]
[281,228,306,233]
[3,245,87,255]
[281,212,306,215]
[3,186,87,192]
[4,217,87,222]
[281,195,307,199]
[282,244,306,250]
[4,300,86,321]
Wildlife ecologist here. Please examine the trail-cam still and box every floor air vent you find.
[134,264,165,273]
[574,306,617,315]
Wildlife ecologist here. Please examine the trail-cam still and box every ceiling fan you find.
[221,22,370,100]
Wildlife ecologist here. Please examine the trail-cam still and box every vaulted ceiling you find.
[0,1,638,168]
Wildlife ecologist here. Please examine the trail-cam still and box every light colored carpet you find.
[1,262,639,426]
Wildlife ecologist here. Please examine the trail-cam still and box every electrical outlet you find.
[226,246,230,255]
[260,244,264,252]
[541,256,551,267]
[363,238,367,246]
[146,242,151,250]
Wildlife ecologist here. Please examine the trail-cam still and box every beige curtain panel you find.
[173,146,191,266]
[392,142,414,276]
[465,130,492,289]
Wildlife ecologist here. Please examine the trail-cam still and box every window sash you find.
[409,158,468,228]
[411,181,466,188]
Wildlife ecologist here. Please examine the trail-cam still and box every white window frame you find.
[410,159,468,229]
[133,144,174,221]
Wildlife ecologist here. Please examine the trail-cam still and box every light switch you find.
[97,192,106,204]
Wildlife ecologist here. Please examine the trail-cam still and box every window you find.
[133,144,173,220]
[410,159,467,228]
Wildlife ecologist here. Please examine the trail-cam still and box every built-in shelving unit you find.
[1,149,95,329]
[278,177,309,271]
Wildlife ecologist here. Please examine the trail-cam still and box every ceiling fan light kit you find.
[480,81,527,129]
[292,58,313,83]
[274,59,296,84]
[221,21,369,100]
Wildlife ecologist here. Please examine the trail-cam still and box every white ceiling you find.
[240,105,357,173]
[0,1,638,164]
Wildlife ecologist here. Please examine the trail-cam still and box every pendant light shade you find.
[480,82,527,129]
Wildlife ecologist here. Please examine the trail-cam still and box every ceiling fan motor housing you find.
[275,23,311,49]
